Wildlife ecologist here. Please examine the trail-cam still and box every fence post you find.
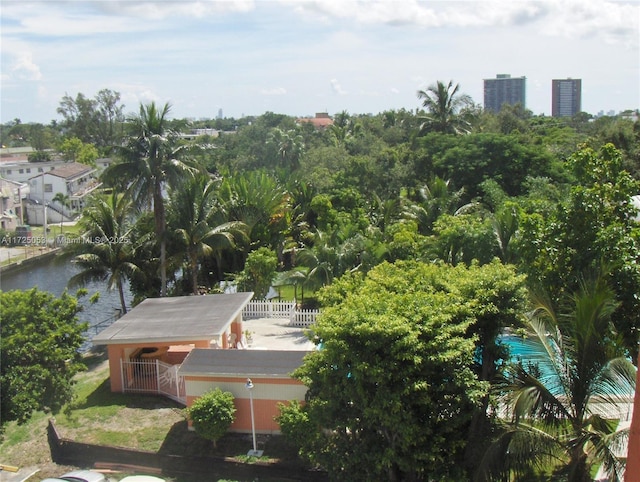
[120,358,125,393]
[156,360,161,395]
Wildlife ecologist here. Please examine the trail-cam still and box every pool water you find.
[499,334,557,380]
[499,334,635,398]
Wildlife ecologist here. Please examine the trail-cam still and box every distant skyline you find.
[1,0,638,124]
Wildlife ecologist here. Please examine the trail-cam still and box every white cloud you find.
[10,51,42,81]
[284,0,638,45]
[538,0,639,46]
[96,0,256,20]
[98,0,257,20]
[330,78,347,95]
[114,85,162,112]
[1,0,257,37]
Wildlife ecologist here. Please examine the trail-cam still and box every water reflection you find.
[0,252,132,332]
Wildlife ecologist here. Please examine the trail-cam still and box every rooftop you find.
[92,292,254,345]
[46,162,95,180]
[179,349,310,378]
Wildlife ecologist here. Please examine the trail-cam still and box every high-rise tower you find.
[552,78,582,117]
[483,74,526,113]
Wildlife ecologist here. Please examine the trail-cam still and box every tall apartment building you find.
[552,78,582,117]
[483,74,526,113]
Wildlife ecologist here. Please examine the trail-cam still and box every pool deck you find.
[241,317,316,351]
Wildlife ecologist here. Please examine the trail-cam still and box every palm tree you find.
[417,80,472,135]
[217,170,289,253]
[267,128,305,170]
[296,229,355,291]
[403,176,465,235]
[68,193,140,314]
[491,202,520,264]
[103,102,200,296]
[479,273,636,481]
[168,174,247,295]
[52,192,71,234]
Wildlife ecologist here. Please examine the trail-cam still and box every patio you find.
[241,317,316,351]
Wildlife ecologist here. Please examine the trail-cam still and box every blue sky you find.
[1,0,638,124]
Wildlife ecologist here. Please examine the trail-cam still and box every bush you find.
[275,400,315,463]
[187,388,236,448]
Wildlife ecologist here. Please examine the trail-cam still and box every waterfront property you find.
[91,292,313,434]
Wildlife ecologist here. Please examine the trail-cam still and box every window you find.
[44,184,53,193]
[26,168,31,173]
[38,168,43,173]
[19,169,24,174]
[6,170,11,175]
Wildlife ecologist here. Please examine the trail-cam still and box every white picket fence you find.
[289,309,320,327]
[243,300,295,319]
[243,300,320,327]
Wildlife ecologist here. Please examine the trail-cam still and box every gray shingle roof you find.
[179,349,310,378]
[92,292,254,345]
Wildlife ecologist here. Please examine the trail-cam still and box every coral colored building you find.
[179,349,309,434]
[92,292,311,434]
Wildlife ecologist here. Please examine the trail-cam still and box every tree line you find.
[1,82,639,480]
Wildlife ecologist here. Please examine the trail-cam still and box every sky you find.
[1,0,639,124]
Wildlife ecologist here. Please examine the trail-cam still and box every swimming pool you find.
[499,334,555,377]
[498,333,636,398]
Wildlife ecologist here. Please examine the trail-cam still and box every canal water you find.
[0,252,133,340]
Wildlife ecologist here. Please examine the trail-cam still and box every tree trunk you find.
[154,183,167,297]
[191,251,199,295]
[117,279,128,314]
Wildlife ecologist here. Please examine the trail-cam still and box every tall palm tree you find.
[68,193,140,314]
[479,274,636,481]
[168,174,247,295]
[103,102,200,296]
[417,80,472,135]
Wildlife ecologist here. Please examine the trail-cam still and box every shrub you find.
[187,388,236,448]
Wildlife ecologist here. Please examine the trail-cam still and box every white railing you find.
[243,300,320,327]
[120,358,186,405]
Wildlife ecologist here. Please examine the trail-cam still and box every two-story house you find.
[27,162,101,224]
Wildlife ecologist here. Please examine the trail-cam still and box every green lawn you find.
[1,349,305,481]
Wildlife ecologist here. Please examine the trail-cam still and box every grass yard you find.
[0,349,305,481]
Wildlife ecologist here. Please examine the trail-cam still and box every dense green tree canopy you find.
[281,260,527,481]
[519,143,640,356]
[1,288,88,427]
[56,88,124,149]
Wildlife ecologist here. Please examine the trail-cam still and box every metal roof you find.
[179,349,310,378]
[92,292,254,345]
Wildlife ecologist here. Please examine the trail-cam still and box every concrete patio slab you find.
[242,318,316,351]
